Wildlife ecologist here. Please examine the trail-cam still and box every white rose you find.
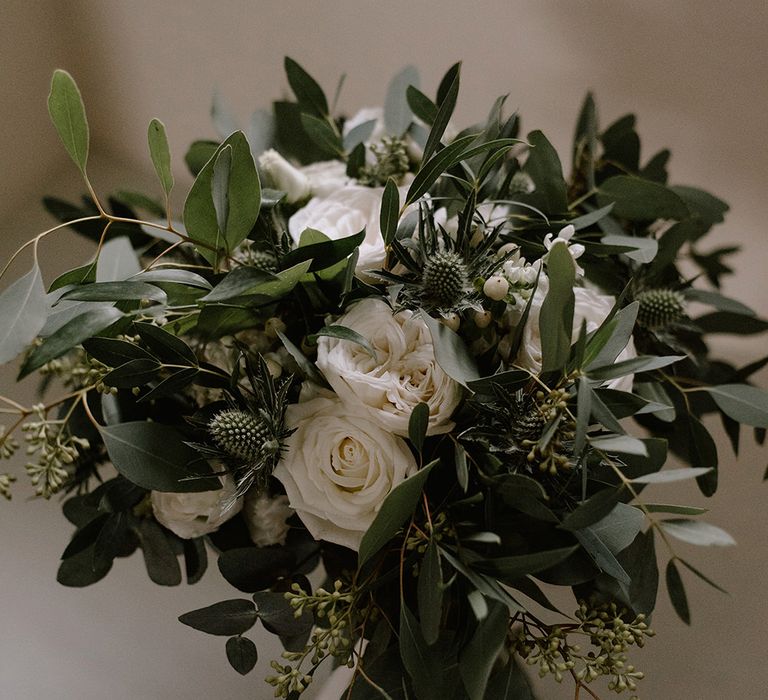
[288,184,408,276]
[243,492,293,547]
[273,395,418,550]
[515,286,637,392]
[259,150,349,203]
[151,476,242,539]
[316,297,462,436]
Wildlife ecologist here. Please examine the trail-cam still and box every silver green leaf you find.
[48,69,89,173]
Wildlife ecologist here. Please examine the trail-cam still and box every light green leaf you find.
[585,503,645,555]
[587,354,684,381]
[358,460,438,567]
[660,519,735,547]
[101,421,220,492]
[590,434,648,457]
[704,384,768,427]
[633,467,713,484]
[584,302,639,372]
[60,281,166,304]
[48,69,89,172]
[281,228,364,273]
[310,325,377,360]
[634,382,676,422]
[384,65,419,136]
[601,234,658,263]
[131,269,212,290]
[684,288,754,316]
[0,265,49,364]
[148,118,174,196]
[211,144,232,235]
[644,504,708,516]
[96,236,142,282]
[560,487,624,531]
[421,311,479,388]
[539,241,575,372]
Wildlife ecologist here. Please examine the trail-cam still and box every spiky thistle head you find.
[421,250,470,308]
[636,289,686,330]
[209,409,277,464]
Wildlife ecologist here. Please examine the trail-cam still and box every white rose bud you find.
[259,149,311,204]
[483,275,509,301]
[274,395,417,550]
[316,298,462,436]
[264,317,286,339]
[243,492,293,547]
[151,476,242,539]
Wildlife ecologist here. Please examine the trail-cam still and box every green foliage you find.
[48,70,89,173]
[0,265,48,364]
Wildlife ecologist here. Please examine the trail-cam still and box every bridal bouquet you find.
[2,59,767,699]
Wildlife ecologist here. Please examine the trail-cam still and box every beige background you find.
[1,1,767,698]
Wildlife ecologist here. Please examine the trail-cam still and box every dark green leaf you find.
[113,190,166,219]
[406,85,438,125]
[226,636,258,675]
[380,178,400,245]
[358,460,438,567]
[670,185,728,230]
[185,140,219,176]
[408,403,430,455]
[458,601,509,700]
[405,134,478,206]
[618,529,658,616]
[48,69,89,172]
[485,659,536,700]
[132,269,212,290]
[574,527,630,585]
[587,354,683,381]
[684,289,754,316]
[148,118,174,195]
[695,311,768,335]
[539,241,575,372]
[49,262,97,293]
[218,548,296,593]
[666,560,690,624]
[101,421,220,492]
[466,369,528,395]
[421,312,479,388]
[597,176,689,221]
[560,487,624,531]
[523,130,568,213]
[253,590,314,651]
[57,544,113,587]
[134,321,198,366]
[417,540,442,645]
[179,599,257,636]
[678,558,728,595]
[573,91,597,190]
[421,62,460,163]
[183,131,261,267]
[102,358,161,388]
[281,228,365,273]
[284,57,329,116]
[0,265,49,364]
[399,603,440,700]
[601,234,658,263]
[183,537,208,584]
[61,514,110,560]
[19,305,124,377]
[138,518,182,586]
[309,325,377,359]
[300,113,343,157]
[454,441,469,492]
[473,546,578,581]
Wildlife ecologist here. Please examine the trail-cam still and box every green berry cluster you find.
[358,136,410,186]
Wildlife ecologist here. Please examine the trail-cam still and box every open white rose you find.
[288,184,407,276]
[515,286,637,392]
[259,149,349,203]
[273,395,418,550]
[151,476,242,539]
[316,297,462,436]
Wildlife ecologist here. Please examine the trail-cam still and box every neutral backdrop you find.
[1,1,767,698]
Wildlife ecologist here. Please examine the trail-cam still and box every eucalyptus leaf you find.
[660,519,735,547]
[421,62,460,163]
[421,311,479,388]
[96,236,142,282]
[587,354,683,381]
[359,460,438,567]
[597,176,689,221]
[178,599,257,636]
[138,519,182,586]
[148,118,174,195]
[417,540,442,645]
[384,65,419,135]
[61,281,167,303]
[380,178,400,245]
[523,130,569,213]
[225,636,258,675]
[458,601,509,700]
[309,325,377,360]
[284,56,328,117]
[601,234,658,263]
[211,144,232,234]
[632,468,713,484]
[473,546,578,581]
[666,560,690,624]
[48,69,89,172]
[408,402,430,455]
[539,241,575,372]
[704,384,768,427]
[281,228,364,273]
[100,421,220,492]
[19,305,124,378]
[0,265,49,364]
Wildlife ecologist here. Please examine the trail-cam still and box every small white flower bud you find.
[264,317,287,339]
[441,312,461,332]
[483,275,509,301]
